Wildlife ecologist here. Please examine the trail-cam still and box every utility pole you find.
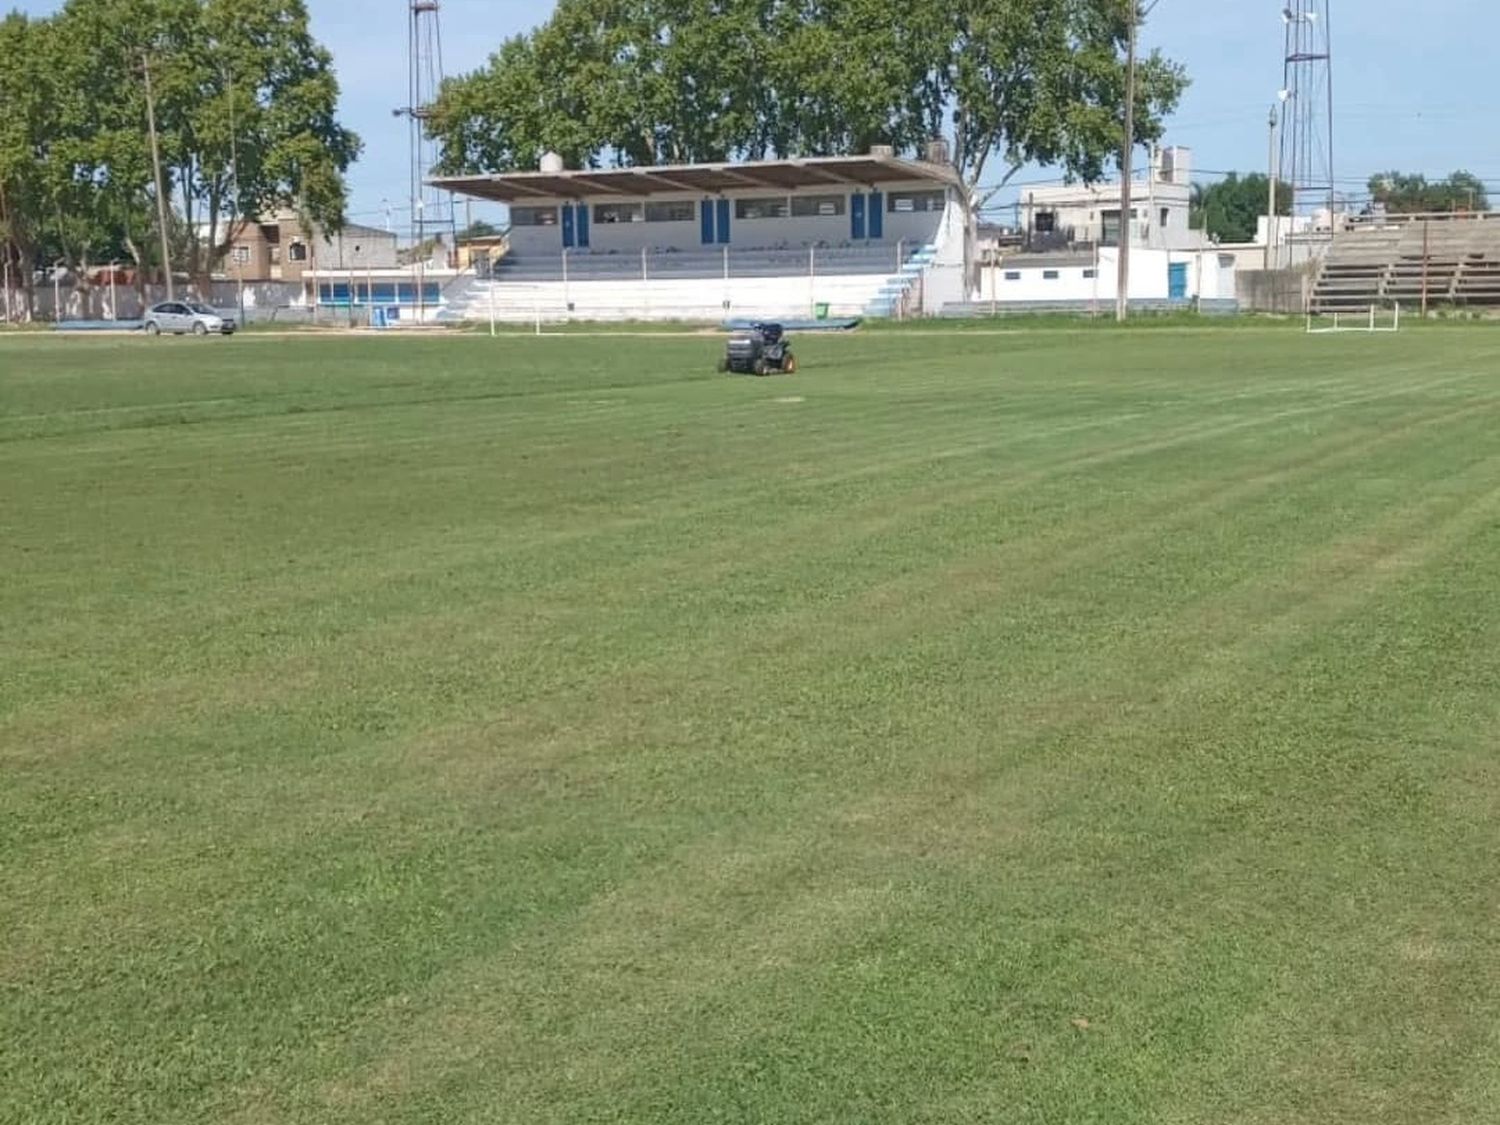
[1265,104,1279,271]
[142,53,175,301]
[223,61,245,324]
[1115,1,1140,322]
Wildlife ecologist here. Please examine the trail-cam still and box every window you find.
[287,242,307,262]
[645,200,695,223]
[511,206,558,227]
[1034,211,1057,234]
[231,246,250,265]
[735,196,790,220]
[1160,207,1170,228]
[1042,270,1060,280]
[1083,268,1097,279]
[1003,271,1021,281]
[888,190,946,214]
[791,194,846,218]
[1100,209,1122,247]
[594,202,643,224]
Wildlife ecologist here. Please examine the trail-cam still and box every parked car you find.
[143,301,236,336]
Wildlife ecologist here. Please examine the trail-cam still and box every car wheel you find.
[783,354,798,375]
[753,359,768,376]
[192,322,208,336]
[145,321,160,336]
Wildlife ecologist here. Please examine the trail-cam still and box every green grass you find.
[5,327,1500,1124]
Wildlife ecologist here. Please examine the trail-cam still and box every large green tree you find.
[1190,173,1291,244]
[0,12,50,316]
[149,0,363,282]
[0,0,359,313]
[429,0,1187,206]
[46,0,172,308]
[1369,171,1488,215]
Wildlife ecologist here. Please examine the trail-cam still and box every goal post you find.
[479,282,567,336]
[1306,302,1402,335]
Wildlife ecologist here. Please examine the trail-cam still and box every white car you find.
[143,301,236,336]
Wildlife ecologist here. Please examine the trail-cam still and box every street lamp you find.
[1267,89,1292,270]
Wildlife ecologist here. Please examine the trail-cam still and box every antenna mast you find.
[1280,1,1335,235]
[399,1,446,258]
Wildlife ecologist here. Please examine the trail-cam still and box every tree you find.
[46,0,172,310]
[0,12,50,317]
[1369,171,1488,215]
[155,0,363,284]
[0,0,360,314]
[457,219,501,241]
[1190,173,1291,244]
[429,0,1188,209]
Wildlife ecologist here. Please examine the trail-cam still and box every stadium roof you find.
[431,155,960,204]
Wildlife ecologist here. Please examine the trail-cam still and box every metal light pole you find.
[1265,104,1279,271]
[1114,0,1162,322]
[1115,4,1138,322]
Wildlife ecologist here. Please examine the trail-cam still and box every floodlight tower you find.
[1280,1,1336,234]
[397,0,447,258]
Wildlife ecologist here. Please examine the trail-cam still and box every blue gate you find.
[1168,262,1188,300]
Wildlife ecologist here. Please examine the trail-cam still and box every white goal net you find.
[1306,303,1402,335]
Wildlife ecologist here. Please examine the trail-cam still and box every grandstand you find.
[431,153,967,323]
[1310,213,1500,312]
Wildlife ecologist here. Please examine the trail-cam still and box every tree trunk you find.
[123,232,149,315]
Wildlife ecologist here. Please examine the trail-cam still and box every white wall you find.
[504,181,950,257]
[1175,251,1238,301]
[446,271,912,324]
[977,248,1235,303]
[320,228,399,270]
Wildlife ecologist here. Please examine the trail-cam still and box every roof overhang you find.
[430,155,961,204]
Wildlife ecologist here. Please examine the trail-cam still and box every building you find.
[964,145,1242,312]
[224,214,399,283]
[455,233,509,275]
[976,247,1238,308]
[436,153,963,258]
[1019,146,1204,253]
[430,151,971,323]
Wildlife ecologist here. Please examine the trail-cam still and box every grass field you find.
[5,325,1500,1124]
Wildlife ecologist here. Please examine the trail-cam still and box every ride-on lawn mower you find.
[719,323,798,375]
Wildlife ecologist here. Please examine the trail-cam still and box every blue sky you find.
[14,0,1499,225]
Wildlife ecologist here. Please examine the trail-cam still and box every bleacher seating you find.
[492,244,912,282]
[441,242,936,324]
[1311,216,1500,312]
